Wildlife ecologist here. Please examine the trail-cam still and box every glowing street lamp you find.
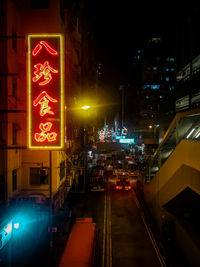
[81,105,90,110]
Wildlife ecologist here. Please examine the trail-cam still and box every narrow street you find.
[50,176,164,267]
[108,178,161,267]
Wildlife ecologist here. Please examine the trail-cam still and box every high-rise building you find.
[132,38,175,154]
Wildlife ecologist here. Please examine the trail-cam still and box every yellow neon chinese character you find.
[33,91,57,116]
[32,61,58,86]
[34,122,57,142]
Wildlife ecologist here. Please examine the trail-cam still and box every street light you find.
[81,105,90,110]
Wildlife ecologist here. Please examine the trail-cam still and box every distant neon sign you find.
[116,136,125,139]
[28,34,64,149]
[119,138,135,144]
[98,130,105,142]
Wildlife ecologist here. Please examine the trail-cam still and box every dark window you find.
[30,168,49,185]
[12,123,18,145]
[0,175,6,202]
[12,28,17,52]
[0,122,3,141]
[60,161,65,181]
[31,0,50,8]
[12,169,17,192]
[12,77,17,98]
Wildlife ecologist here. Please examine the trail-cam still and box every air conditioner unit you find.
[39,168,48,176]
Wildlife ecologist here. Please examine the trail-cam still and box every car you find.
[115,176,132,191]
[128,163,140,177]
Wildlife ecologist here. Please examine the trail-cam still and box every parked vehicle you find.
[59,218,97,267]
[90,166,105,191]
[128,163,140,177]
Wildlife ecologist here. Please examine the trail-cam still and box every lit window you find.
[160,95,163,99]
[142,85,151,90]
[145,95,149,99]
[166,57,174,62]
[171,68,175,71]
[153,66,157,70]
[169,86,175,91]
[165,68,169,71]
[137,55,140,59]
[166,77,170,82]
[151,85,160,90]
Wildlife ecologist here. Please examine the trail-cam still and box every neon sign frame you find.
[28,34,64,149]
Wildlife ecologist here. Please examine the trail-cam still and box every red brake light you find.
[116,186,119,190]
[128,186,131,190]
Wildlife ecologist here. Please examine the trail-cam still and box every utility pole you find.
[119,85,124,129]
[122,86,124,128]
[49,150,53,248]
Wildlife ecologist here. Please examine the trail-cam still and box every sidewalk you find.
[134,182,189,267]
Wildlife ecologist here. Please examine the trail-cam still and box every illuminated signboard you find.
[28,35,64,149]
[98,130,105,142]
[116,136,125,139]
[119,138,135,144]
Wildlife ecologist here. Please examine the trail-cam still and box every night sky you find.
[86,1,180,88]
[84,1,200,123]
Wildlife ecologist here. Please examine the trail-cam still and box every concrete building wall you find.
[144,139,200,265]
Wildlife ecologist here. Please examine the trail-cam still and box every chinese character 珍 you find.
[32,61,58,86]
[33,91,57,116]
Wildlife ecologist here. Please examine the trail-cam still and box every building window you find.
[30,168,49,185]
[166,57,174,62]
[0,175,6,202]
[12,77,17,98]
[0,121,3,142]
[12,123,18,145]
[31,0,50,8]
[12,28,17,52]
[166,77,170,82]
[12,169,17,192]
[60,161,65,181]
[151,85,160,90]
[169,86,175,91]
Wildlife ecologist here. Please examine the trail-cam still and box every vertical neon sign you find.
[28,35,64,149]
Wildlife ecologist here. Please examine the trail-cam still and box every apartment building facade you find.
[0,0,93,216]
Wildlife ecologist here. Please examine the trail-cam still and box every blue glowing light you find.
[14,223,20,229]
[151,85,160,90]
[4,223,12,235]
[119,138,135,144]
[116,136,125,139]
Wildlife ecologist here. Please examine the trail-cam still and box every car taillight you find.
[128,186,131,190]
[116,186,119,190]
